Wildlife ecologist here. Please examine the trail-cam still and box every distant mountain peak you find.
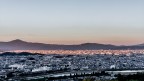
[0,39,143,51]
[80,43,113,46]
[137,43,144,46]
[9,39,27,43]
[81,43,100,45]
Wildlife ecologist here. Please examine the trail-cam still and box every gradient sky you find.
[0,0,144,45]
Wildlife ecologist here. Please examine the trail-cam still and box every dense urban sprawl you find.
[0,50,144,80]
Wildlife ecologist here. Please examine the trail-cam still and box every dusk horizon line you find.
[0,39,143,46]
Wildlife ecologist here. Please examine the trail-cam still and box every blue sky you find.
[0,0,144,45]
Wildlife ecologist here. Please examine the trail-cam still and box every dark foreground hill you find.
[0,39,144,51]
[0,52,43,56]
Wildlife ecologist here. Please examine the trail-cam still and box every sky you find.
[0,0,144,45]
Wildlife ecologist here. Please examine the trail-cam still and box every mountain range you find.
[0,39,144,51]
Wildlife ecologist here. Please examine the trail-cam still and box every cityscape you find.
[1,50,144,81]
[1,0,144,81]
[0,40,143,80]
[10,49,144,55]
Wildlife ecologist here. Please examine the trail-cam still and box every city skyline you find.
[0,0,144,45]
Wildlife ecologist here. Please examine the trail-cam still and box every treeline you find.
[5,68,70,78]
[21,72,144,81]
[20,71,110,81]
[115,73,144,81]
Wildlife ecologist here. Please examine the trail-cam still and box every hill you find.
[0,39,143,51]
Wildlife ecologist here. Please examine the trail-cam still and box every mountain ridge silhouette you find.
[0,39,143,51]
